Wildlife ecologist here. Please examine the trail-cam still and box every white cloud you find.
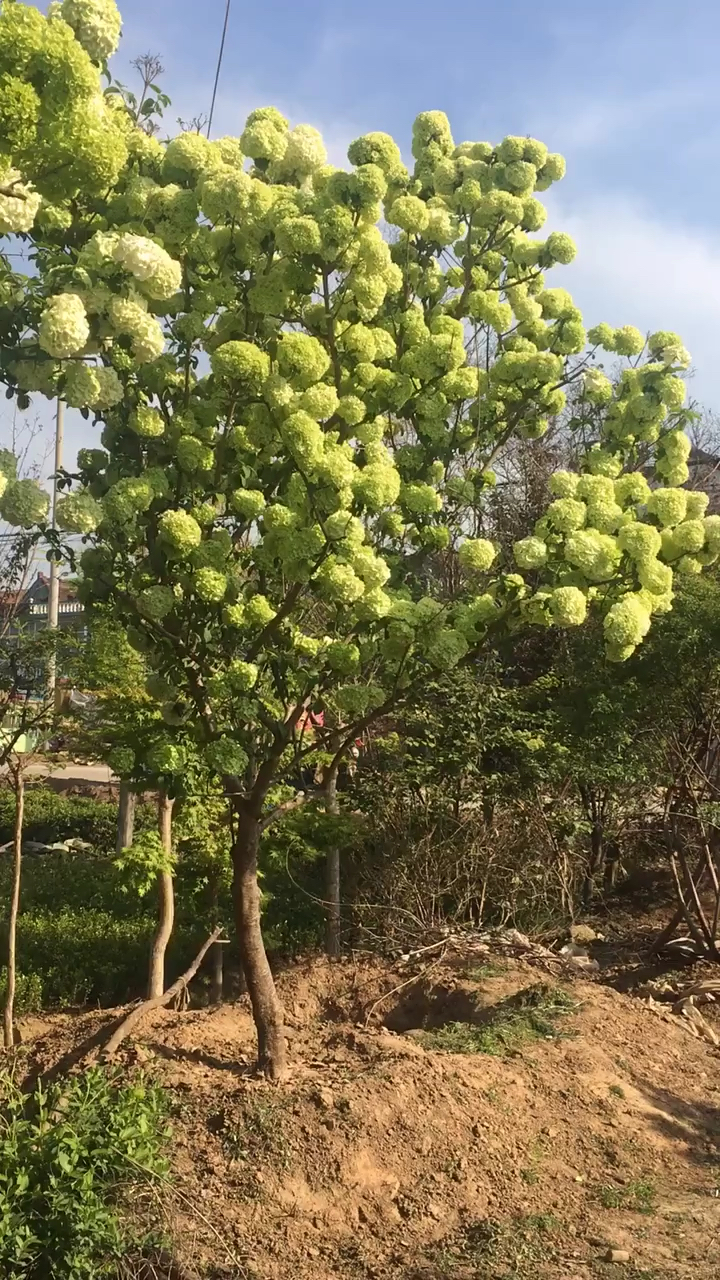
[547,193,720,410]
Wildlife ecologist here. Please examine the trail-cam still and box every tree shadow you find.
[145,1039,252,1076]
[629,1070,720,1172]
[21,1008,129,1090]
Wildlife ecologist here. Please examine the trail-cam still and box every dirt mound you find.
[18,951,720,1280]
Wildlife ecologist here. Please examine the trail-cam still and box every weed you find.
[0,1065,170,1279]
[420,985,578,1056]
[596,1178,657,1214]
[521,1165,539,1184]
[609,1084,626,1099]
[210,1093,290,1187]
[426,1214,560,1278]
[465,960,507,980]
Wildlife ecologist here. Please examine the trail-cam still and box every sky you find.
[6,0,720,480]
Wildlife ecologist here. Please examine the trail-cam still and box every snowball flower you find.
[231,488,266,520]
[458,538,496,573]
[60,0,122,61]
[604,594,651,649]
[316,558,366,604]
[614,473,650,506]
[646,487,688,528]
[226,660,259,692]
[39,294,90,358]
[514,536,548,570]
[547,497,587,533]
[326,641,361,675]
[193,568,228,603]
[107,297,165,363]
[613,326,645,357]
[244,595,276,628]
[548,472,580,499]
[211,341,270,390]
[564,530,621,582]
[55,491,102,534]
[617,523,662,561]
[672,519,705,554]
[583,369,613,405]
[130,406,165,438]
[280,124,327,177]
[550,586,587,627]
[137,586,175,621]
[158,510,202,557]
[0,479,49,528]
[113,233,182,301]
[0,171,41,234]
[401,483,443,516]
[206,738,249,777]
[637,559,673,595]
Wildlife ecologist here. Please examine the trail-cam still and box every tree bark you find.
[116,782,136,855]
[232,809,286,1080]
[210,941,224,1005]
[3,772,24,1050]
[324,762,341,958]
[147,791,174,1000]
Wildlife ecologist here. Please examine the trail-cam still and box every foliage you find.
[0,786,154,849]
[0,1065,170,1279]
[419,984,577,1055]
[0,968,42,1015]
[115,829,175,897]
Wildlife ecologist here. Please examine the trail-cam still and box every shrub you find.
[0,1066,170,1278]
[0,787,155,851]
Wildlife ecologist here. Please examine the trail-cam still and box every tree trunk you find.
[580,784,605,906]
[116,782,136,855]
[232,809,286,1080]
[324,762,341,959]
[147,791,174,1000]
[3,772,24,1050]
[209,876,223,1005]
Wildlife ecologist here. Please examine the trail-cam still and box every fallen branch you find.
[102,928,224,1058]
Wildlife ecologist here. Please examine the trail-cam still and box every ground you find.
[16,941,720,1280]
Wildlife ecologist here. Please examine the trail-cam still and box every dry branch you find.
[102,927,224,1058]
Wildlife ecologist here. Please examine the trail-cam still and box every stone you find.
[605,1249,631,1263]
[314,1087,334,1111]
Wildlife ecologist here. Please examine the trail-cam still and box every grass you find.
[609,1084,627,1099]
[428,1214,560,1278]
[596,1177,657,1214]
[208,1093,291,1192]
[465,960,508,980]
[419,984,578,1056]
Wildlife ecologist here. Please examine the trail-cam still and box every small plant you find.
[209,1092,291,1192]
[0,969,42,1016]
[421,985,578,1056]
[0,1065,170,1278]
[429,1214,560,1278]
[465,960,507,980]
[609,1083,626,1099]
[597,1177,657,1214]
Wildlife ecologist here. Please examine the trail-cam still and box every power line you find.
[207,0,232,140]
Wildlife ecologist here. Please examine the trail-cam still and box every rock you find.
[314,1087,334,1111]
[570,924,598,944]
[605,1249,631,1263]
[305,1246,320,1260]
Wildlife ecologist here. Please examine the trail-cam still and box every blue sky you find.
[6,0,720,478]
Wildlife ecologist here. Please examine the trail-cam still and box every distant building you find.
[0,571,85,638]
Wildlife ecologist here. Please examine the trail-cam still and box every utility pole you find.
[46,397,64,703]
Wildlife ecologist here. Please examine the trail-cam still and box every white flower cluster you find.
[0,171,42,235]
[38,294,90,358]
[59,0,122,62]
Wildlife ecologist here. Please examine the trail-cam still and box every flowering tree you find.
[2,0,717,1076]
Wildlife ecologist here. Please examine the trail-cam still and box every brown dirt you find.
[17,950,720,1280]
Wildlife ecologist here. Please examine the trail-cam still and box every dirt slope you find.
[19,951,720,1280]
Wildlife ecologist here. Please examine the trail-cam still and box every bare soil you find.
[17,947,720,1280]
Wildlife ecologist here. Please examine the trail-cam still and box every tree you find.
[1,0,715,1076]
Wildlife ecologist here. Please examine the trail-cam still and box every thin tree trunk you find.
[209,876,223,1005]
[324,761,341,959]
[232,809,286,1080]
[3,772,24,1050]
[116,782,136,855]
[147,791,174,1000]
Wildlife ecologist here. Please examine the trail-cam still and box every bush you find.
[0,787,155,851]
[0,1066,170,1279]
[0,970,43,1016]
